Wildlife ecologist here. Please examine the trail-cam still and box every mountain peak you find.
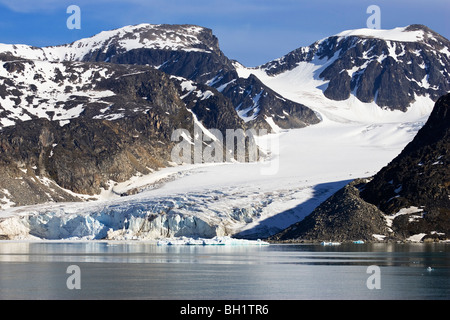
[332,24,449,51]
[255,24,449,112]
[0,23,221,63]
[55,23,221,61]
[405,24,445,36]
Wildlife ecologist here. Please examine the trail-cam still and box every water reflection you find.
[0,241,449,300]
[0,241,448,267]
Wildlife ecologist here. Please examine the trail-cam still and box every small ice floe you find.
[157,236,269,246]
[320,241,341,246]
[353,240,365,244]
[427,267,433,272]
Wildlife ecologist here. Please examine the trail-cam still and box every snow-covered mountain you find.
[0,55,116,128]
[238,24,449,120]
[2,23,447,127]
[0,23,448,241]
[0,52,246,202]
[0,24,220,62]
[0,23,320,131]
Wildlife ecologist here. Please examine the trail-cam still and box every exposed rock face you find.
[219,73,320,130]
[271,94,450,242]
[1,79,177,197]
[91,33,233,84]
[360,93,450,240]
[0,23,321,129]
[0,161,83,208]
[0,23,323,208]
[0,55,246,205]
[269,180,389,242]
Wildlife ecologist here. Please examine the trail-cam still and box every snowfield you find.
[334,26,427,43]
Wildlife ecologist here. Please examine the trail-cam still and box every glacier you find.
[0,195,225,240]
[0,180,332,241]
[0,113,431,241]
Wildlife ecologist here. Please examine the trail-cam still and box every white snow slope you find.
[0,26,437,241]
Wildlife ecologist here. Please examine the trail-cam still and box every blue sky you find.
[0,0,448,66]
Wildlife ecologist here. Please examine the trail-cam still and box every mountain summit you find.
[246,24,449,113]
[0,24,223,61]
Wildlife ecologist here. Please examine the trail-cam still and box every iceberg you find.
[320,241,341,246]
[157,236,269,246]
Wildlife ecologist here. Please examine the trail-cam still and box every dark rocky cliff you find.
[270,180,389,242]
[360,93,450,240]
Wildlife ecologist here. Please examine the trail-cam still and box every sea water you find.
[0,241,448,300]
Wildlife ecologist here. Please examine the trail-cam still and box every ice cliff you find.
[0,198,225,240]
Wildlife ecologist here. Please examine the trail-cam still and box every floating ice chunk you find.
[157,236,269,246]
[320,241,341,246]
[335,26,425,43]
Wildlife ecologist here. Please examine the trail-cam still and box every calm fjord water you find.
[0,241,448,300]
